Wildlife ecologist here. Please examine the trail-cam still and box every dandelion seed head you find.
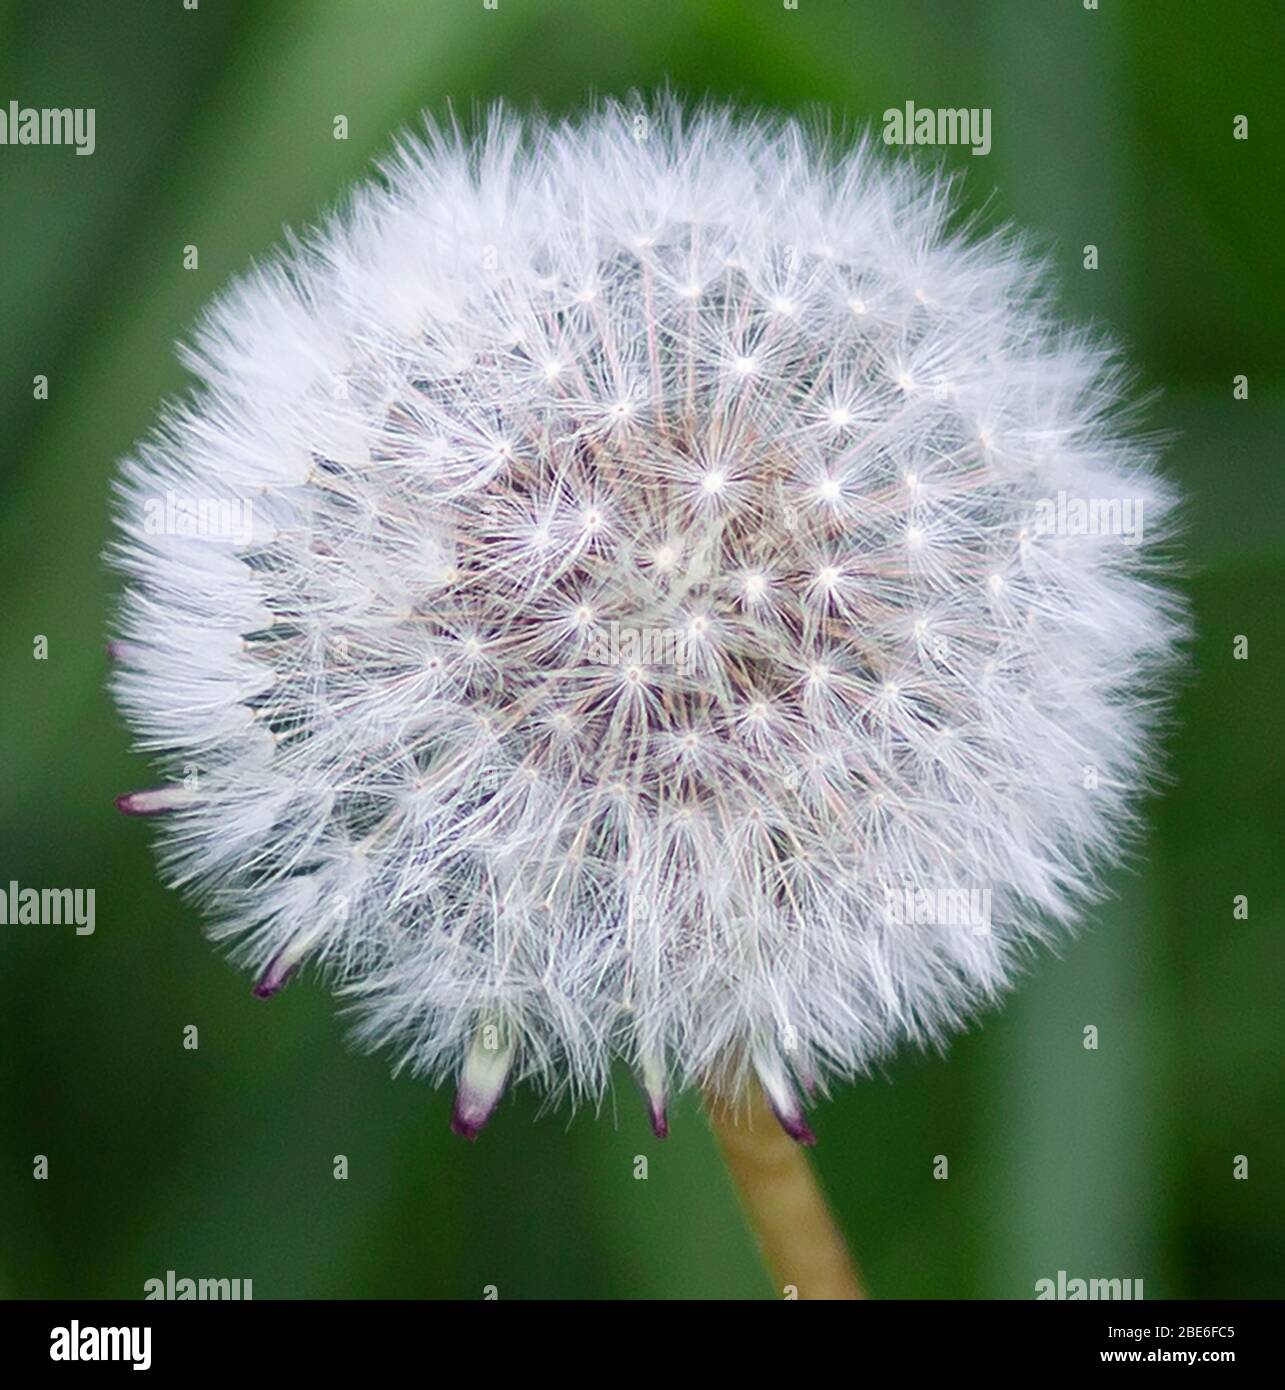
[110,98,1184,1138]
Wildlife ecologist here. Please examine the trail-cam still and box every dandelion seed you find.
[109,98,1183,1150]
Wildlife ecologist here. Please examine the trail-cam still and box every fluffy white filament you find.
[110,100,1183,1138]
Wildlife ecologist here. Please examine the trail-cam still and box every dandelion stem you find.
[705,1080,865,1300]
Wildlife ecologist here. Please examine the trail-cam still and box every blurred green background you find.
[1,0,1281,1299]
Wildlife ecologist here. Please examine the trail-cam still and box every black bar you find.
[2,1298,1276,1373]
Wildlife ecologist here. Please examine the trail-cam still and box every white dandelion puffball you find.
[111,100,1183,1143]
